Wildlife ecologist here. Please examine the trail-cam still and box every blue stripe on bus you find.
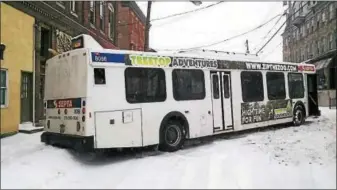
[91,52,125,63]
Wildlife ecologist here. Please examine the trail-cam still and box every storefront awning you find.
[314,58,332,70]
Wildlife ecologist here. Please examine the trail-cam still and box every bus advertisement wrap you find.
[93,53,302,73]
[241,99,293,124]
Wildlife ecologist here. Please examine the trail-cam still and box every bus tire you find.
[293,105,305,126]
[159,120,185,152]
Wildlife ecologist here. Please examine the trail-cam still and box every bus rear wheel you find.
[159,120,185,152]
[293,105,305,126]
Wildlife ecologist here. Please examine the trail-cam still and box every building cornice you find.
[121,1,146,24]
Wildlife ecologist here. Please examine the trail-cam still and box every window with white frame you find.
[99,1,104,30]
[108,3,115,40]
[89,1,95,25]
[0,69,8,107]
[70,1,77,14]
[330,3,334,20]
[56,1,65,8]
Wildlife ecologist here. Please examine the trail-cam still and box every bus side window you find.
[288,73,304,99]
[94,68,106,85]
[266,72,286,100]
[241,71,264,102]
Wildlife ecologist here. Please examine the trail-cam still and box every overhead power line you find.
[260,41,282,59]
[256,1,309,54]
[252,13,284,52]
[151,1,225,22]
[176,13,282,51]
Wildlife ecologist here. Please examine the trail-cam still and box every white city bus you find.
[41,34,321,152]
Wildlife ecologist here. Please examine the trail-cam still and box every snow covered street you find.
[1,107,336,189]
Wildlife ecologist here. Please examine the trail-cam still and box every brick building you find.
[282,1,337,106]
[3,1,119,125]
[117,1,146,51]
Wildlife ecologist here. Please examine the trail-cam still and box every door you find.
[211,72,223,131]
[21,72,33,123]
[307,74,320,116]
[221,73,233,129]
[210,71,233,132]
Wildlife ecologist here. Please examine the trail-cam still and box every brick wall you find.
[117,2,145,51]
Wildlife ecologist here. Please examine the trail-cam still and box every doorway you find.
[210,71,234,132]
[21,72,33,123]
[307,74,320,116]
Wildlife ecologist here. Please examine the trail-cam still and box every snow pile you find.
[1,108,336,189]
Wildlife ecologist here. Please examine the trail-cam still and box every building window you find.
[172,69,205,101]
[329,3,334,20]
[125,67,166,103]
[288,73,304,99]
[108,3,115,40]
[70,1,77,14]
[56,1,65,8]
[241,71,264,102]
[299,2,303,14]
[0,69,8,107]
[329,33,334,50]
[99,1,104,30]
[267,72,286,100]
[89,1,95,25]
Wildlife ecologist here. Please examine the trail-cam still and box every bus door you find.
[221,72,233,129]
[210,71,233,132]
[211,72,223,131]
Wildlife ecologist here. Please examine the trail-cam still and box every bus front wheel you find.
[293,105,305,126]
[159,120,185,152]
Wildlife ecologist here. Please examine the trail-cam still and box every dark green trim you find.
[0,131,18,139]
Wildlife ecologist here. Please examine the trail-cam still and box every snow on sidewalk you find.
[1,107,336,189]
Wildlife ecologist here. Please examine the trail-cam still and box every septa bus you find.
[41,34,320,152]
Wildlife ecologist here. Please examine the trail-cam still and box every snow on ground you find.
[1,107,336,189]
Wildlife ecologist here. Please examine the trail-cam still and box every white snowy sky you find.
[136,1,287,62]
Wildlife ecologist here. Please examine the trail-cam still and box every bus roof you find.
[67,34,315,74]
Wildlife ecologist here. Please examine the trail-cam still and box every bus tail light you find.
[82,107,86,114]
[64,109,68,115]
[58,109,61,114]
[82,116,85,122]
[77,121,81,132]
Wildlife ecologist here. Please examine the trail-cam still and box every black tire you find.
[293,105,305,126]
[159,120,185,152]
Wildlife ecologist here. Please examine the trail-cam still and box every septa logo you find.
[56,100,73,108]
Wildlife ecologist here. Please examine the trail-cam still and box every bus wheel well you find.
[293,101,306,117]
[159,112,190,142]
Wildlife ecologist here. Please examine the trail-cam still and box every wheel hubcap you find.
[295,110,302,123]
[165,125,181,146]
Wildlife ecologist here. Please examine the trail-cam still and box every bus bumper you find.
[41,132,94,152]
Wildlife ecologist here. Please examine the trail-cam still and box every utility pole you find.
[245,39,250,54]
[144,1,152,51]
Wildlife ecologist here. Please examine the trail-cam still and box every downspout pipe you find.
[32,23,37,127]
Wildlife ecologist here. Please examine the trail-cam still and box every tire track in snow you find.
[178,157,198,189]
[207,153,226,189]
